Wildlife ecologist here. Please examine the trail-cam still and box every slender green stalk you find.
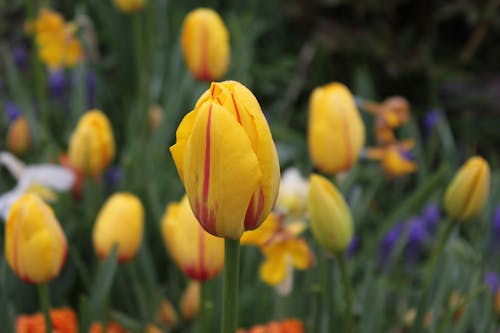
[200,281,213,333]
[337,253,354,333]
[38,283,53,333]
[221,238,240,333]
[410,220,456,333]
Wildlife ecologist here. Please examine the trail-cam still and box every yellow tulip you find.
[7,116,31,155]
[93,193,144,263]
[157,300,178,328]
[161,195,224,281]
[308,174,353,253]
[68,110,115,177]
[5,193,67,283]
[170,81,280,239]
[180,281,200,321]
[308,82,365,175]
[181,8,230,81]
[444,156,490,221]
[112,0,146,13]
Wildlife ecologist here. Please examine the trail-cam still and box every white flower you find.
[275,167,309,217]
[0,151,75,220]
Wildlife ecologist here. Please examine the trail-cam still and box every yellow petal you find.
[259,245,287,285]
[240,213,280,246]
[170,109,199,182]
[286,239,314,270]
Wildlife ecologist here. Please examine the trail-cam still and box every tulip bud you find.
[444,156,490,221]
[89,321,129,333]
[180,281,200,321]
[68,109,115,177]
[161,195,224,281]
[181,8,230,81]
[7,115,31,155]
[307,174,353,253]
[15,307,78,333]
[157,300,178,328]
[148,104,164,131]
[170,81,280,239]
[308,83,365,175]
[5,193,67,283]
[93,193,144,263]
[112,0,146,13]
[145,325,162,333]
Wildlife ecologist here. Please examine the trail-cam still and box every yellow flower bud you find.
[180,281,200,321]
[161,195,224,281]
[145,325,162,333]
[93,193,144,263]
[68,110,115,177]
[5,193,67,283]
[181,8,230,81]
[7,116,31,155]
[308,82,365,175]
[307,174,353,253]
[444,156,490,221]
[157,300,178,328]
[112,0,146,13]
[170,81,280,239]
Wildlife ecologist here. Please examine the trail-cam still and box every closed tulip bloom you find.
[5,193,67,283]
[161,195,224,281]
[308,83,365,175]
[112,0,146,13]
[68,110,115,177]
[170,81,280,239]
[93,193,144,263]
[181,8,230,81]
[7,115,31,155]
[308,174,353,253]
[444,156,490,221]
[180,281,200,321]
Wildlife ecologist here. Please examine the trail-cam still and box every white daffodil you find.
[275,167,309,218]
[0,151,75,220]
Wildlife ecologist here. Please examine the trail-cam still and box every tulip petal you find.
[288,239,314,270]
[170,109,198,182]
[184,101,261,239]
[259,246,286,285]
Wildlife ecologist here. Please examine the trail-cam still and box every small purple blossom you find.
[347,235,360,257]
[3,101,21,122]
[106,166,122,189]
[13,45,28,68]
[400,149,414,161]
[381,224,403,260]
[86,70,97,107]
[423,203,440,232]
[405,217,428,261]
[423,109,441,132]
[48,70,67,96]
[493,205,500,240]
[485,272,500,294]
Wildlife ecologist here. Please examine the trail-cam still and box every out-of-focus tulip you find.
[180,281,200,321]
[170,81,280,239]
[93,193,144,263]
[381,146,417,177]
[7,115,31,155]
[157,300,178,328]
[68,110,115,177]
[238,318,305,333]
[5,193,67,283]
[308,82,365,175]
[308,174,353,253]
[161,195,224,281]
[145,325,162,333]
[15,307,78,333]
[89,321,129,333]
[181,8,230,81]
[112,0,146,13]
[444,156,490,221]
[275,167,309,218]
[148,105,164,131]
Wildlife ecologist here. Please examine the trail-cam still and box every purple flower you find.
[86,71,97,107]
[423,109,441,132]
[48,70,67,96]
[485,272,500,294]
[423,203,440,232]
[3,101,21,121]
[13,45,28,68]
[400,149,414,161]
[381,224,403,260]
[493,205,500,240]
[405,217,428,261]
[347,235,360,257]
[106,167,122,189]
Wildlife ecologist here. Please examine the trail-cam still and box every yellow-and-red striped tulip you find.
[161,195,224,281]
[444,156,490,221]
[181,8,230,81]
[5,193,67,283]
[308,174,353,253]
[68,110,115,177]
[93,193,144,263]
[308,82,365,175]
[112,0,146,13]
[170,81,280,239]
[7,116,31,155]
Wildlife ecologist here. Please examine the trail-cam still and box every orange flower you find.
[15,307,77,333]
[88,321,129,333]
[238,318,305,333]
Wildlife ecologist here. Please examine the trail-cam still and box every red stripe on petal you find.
[244,189,264,230]
[230,93,242,124]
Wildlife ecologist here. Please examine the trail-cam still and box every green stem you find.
[221,238,240,333]
[200,281,213,333]
[337,253,354,333]
[411,220,456,333]
[38,283,53,333]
